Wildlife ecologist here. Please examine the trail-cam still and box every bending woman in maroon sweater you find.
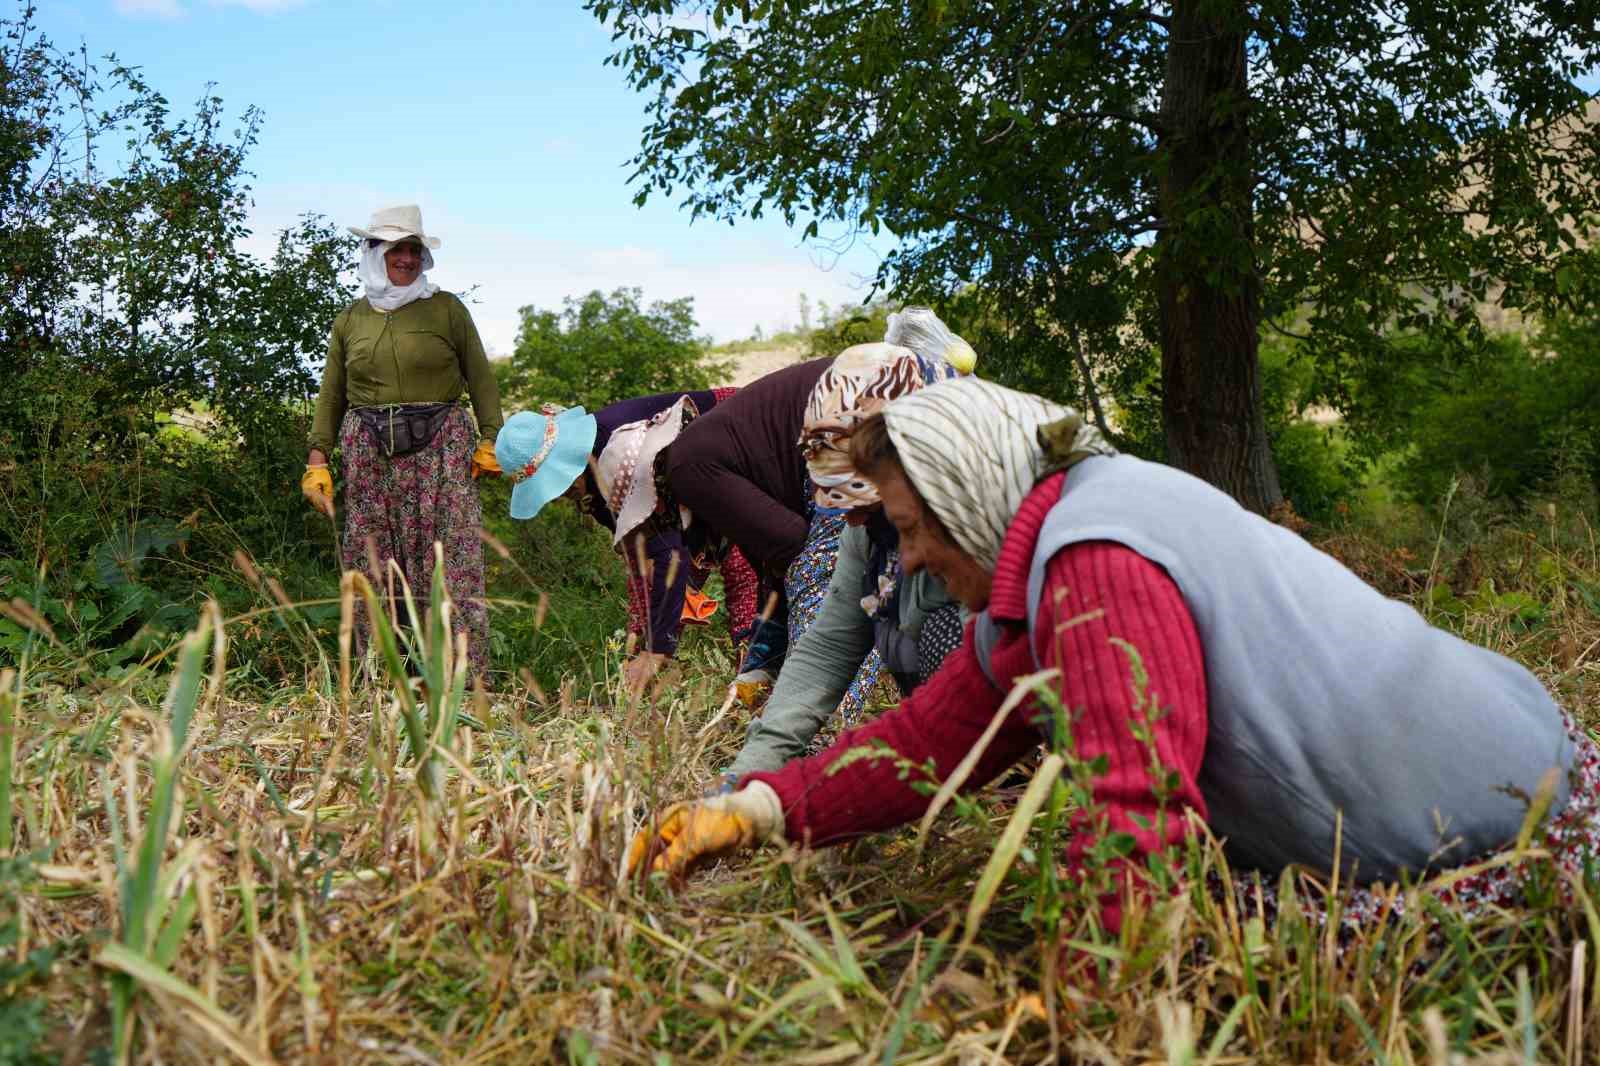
[629,378,1599,933]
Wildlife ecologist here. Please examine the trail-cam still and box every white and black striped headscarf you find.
[881,378,1115,571]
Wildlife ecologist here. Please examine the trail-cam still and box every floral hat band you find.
[510,403,562,484]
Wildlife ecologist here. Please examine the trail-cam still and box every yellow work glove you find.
[470,439,501,479]
[301,464,334,518]
[729,667,774,709]
[627,781,784,879]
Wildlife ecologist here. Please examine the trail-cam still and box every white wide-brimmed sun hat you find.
[348,204,441,249]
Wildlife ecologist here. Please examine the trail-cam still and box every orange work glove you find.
[626,781,783,879]
[470,439,501,479]
[301,464,334,517]
[681,589,719,625]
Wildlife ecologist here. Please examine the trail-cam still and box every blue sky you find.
[33,0,888,353]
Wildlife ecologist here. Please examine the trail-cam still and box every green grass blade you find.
[124,612,211,954]
[1339,995,1389,1066]
[97,943,272,1066]
[956,752,1066,960]
[1202,994,1253,1066]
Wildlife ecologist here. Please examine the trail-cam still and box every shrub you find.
[500,287,730,412]
[1393,327,1600,506]
[1258,335,1358,523]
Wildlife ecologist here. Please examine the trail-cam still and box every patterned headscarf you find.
[799,342,958,511]
[594,396,700,543]
[882,378,1116,571]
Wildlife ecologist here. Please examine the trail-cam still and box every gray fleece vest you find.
[974,455,1572,882]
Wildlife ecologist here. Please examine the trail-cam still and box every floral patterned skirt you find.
[339,405,489,678]
[785,509,884,730]
[1219,709,1600,935]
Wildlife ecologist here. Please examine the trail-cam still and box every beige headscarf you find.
[881,378,1116,571]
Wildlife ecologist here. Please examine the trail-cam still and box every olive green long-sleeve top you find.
[308,293,503,453]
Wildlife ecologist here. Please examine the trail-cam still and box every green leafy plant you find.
[500,287,730,412]
[0,851,55,1066]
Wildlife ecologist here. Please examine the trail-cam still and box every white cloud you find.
[115,0,310,15]
[207,0,310,10]
[114,0,184,17]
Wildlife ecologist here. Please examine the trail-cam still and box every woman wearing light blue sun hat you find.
[499,404,600,521]
[496,390,758,691]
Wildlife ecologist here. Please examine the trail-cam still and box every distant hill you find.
[708,342,809,387]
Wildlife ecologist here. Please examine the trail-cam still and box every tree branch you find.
[1058,109,1168,135]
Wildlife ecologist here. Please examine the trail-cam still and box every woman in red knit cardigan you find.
[629,379,1600,928]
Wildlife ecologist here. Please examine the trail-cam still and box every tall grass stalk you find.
[0,668,16,855]
[100,600,231,1062]
[346,547,469,850]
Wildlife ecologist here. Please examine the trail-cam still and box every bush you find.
[1393,326,1600,506]
[500,287,730,412]
[0,6,353,456]
[805,301,891,358]
[1258,335,1358,523]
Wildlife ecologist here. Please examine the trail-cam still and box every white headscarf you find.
[357,238,439,311]
[882,378,1116,571]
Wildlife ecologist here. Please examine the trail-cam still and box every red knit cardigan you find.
[743,472,1211,928]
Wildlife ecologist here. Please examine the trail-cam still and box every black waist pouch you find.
[354,402,457,458]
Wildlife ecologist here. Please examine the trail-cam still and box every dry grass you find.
[7,509,1600,1065]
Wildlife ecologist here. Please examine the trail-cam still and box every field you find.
[6,480,1600,1066]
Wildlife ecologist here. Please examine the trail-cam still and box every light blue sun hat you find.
[496,404,599,520]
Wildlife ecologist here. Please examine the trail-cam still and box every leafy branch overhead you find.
[590,0,1600,512]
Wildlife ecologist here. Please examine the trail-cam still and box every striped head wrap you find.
[799,342,958,512]
[881,378,1116,571]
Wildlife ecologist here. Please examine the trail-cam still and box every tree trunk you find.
[1155,1,1283,514]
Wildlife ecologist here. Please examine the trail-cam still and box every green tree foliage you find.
[0,4,354,457]
[501,286,728,412]
[0,4,356,668]
[804,300,891,359]
[1390,326,1600,506]
[588,0,1600,512]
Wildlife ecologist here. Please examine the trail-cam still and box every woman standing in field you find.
[494,389,758,692]
[302,204,502,679]
[631,377,1598,934]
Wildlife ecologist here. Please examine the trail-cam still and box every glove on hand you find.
[301,465,335,517]
[681,589,719,625]
[626,781,783,878]
[470,440,501,479]
[729,667,774,709]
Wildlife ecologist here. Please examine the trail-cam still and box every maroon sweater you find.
[744,472,1211,928]
[665,358,833,579]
